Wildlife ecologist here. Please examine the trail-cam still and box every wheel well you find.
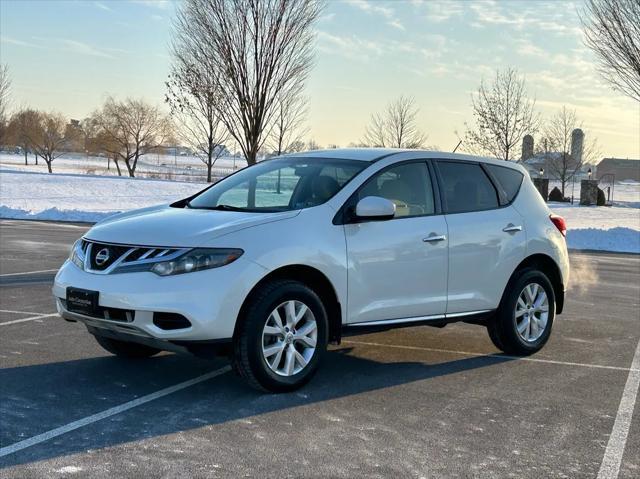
[235,265,343,344]
[513,254,565,314]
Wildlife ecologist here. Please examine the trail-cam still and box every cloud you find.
[0,35,40,48]
[417,0,464,23]
[517,40,546,57]
[319,13,336,22]
[345,1,409,34]
[94,1,112,12]
[345,0,394,19]
[388,19,405,31]
[317,30,449,65]
[151,14,163,21]
[469,0,582,37]
[317,31,384,61]
[22,36,116,59]
[131,0,171,9]
[57,39,115,59]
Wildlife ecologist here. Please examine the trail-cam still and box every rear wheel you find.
[233,279,328,392]
[487,268,555,355]
[94,335,161,358]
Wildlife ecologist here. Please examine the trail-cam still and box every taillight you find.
[550,214,566,237]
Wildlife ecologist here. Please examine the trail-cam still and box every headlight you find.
[69,240,85,269]
[149,248,243,276]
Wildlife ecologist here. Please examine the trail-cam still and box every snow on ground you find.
[0,169,205,222]
[0,152,248,183]
[0,167,638,253]
[550,202,640,254]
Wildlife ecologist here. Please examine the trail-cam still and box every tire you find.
[487,268,555,356]
[233,279,329,393]
[94,335,161,358]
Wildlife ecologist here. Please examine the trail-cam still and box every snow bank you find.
[566,227,639,254]
[549,202,640,253]
[0,206,117,223]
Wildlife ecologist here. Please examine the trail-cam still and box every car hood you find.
[85,204,300,247]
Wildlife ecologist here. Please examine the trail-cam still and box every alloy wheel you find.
[514,282,549,343]
[261,300,318,377]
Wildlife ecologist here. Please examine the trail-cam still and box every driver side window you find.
[357,162,435,217]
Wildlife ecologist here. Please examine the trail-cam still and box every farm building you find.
[596,158,640,181]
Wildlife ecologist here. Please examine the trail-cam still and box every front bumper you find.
[53,257,268,341]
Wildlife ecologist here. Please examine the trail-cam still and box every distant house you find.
[596,158,640,181]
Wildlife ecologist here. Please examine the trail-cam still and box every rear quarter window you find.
[436,161,499,213]
[485,164,524,204]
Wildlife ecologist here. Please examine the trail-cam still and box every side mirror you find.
[354,196,396,220]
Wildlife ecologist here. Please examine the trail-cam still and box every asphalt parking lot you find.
[0,219,638,478]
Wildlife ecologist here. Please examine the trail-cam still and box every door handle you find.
[503,224,523,233]
[423,234,447,243]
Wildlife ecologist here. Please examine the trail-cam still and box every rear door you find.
[344,161,449,324]
[435,160,526,314]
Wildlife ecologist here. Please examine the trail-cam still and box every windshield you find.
[187,157,367,212]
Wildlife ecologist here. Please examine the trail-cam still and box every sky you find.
[1,0,639,159]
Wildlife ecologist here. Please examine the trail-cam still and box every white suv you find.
[53,149,570,392]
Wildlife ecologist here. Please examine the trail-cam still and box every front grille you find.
[88,242,130,271]
[61,299,134,322]
[80,240,185,274]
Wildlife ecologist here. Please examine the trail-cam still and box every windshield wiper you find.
[188,203,282,213]
[190,204,252,212]
[210,204,248,211]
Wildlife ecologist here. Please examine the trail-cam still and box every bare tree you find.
[363,96,428,149]
[463,68,539,161]
[91,97,172,177]
[172,0,323,165]
[538,107,599,196]
[7,108,39,165]
[268,86,309,155]
[28,112,67,173]
[287,139,308,152]
[581,0,640,102]
[0,64,11,149]
[166,61,229,182]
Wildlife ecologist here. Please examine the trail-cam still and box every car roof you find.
[283,148,399,161]
[288,148,525,171]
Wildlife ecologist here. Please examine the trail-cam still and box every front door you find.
[344,161,449,324]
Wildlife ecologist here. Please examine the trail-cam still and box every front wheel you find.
[233,280,328,392]
[487,268,555,355]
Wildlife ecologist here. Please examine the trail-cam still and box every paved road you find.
[0,219,639,478]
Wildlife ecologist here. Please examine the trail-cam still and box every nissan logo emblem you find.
[95,248,111,266]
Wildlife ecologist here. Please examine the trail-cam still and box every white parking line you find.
[0,269,58,277]
[597,339,640,479]
[344,340,640,372]
[0,313,59,326]
[0,365,232,458]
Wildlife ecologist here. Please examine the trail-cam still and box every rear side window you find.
[486,164,524,205]
[437,161,499,213]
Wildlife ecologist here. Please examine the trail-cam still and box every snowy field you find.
[0,152,248,183]
[0,169,206,222]
[0,165,638,253]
